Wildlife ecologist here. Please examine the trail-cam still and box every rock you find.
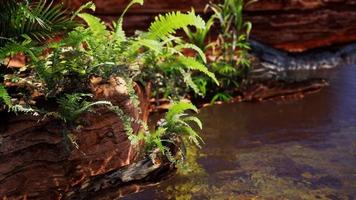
[0,77,150,199]
[64,0,356,52]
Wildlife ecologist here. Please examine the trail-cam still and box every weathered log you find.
[0,77,149,199]
[65,149,175,200]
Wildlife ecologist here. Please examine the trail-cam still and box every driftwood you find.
[66,150,175,200]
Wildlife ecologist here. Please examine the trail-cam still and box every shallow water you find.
[124,65,356,200]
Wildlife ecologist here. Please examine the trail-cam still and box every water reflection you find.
[124,66,356,200]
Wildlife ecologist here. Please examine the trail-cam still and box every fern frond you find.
[175,43,207,63]
[0,38,37,61]
[146,11,205,40]
[177,56,219,85]
[57,93,112,123]
[182,126,203,148]
[0,84,12,107]
[132,38,163,53]
[70,1,96,20]
[179,69,202,96]
[165,101,198,122]
[183,116,203,130]
[77,13,107,36]
[114,0,144,40]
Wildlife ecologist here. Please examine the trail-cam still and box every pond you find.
[123,65,356,200]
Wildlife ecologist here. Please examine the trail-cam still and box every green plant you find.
[184,0,254,103]
[132,10,219,99]
[0,0,214,166]
[55,93,113,124]
[183,9,215,52]
[134,101,203,164]
[0,84,11,107]
[210,92,232,104]
[0,0,78,47]
[208,0,252,70]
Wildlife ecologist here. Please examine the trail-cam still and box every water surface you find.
[124,65,356,200]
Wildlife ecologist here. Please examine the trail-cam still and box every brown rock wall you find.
[64,0,356,52]
[0,78,148,199]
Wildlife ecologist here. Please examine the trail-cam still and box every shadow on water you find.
[123,65,356,200]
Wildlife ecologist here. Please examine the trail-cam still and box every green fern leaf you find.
[166,101,198,122]
[179,69,202,96]
[146,11,205,40]
[132,39,163,53]
[182,126,203,148]
[177,56,219,85]
[71,1,96,20]
[183,116,203,130]
[77,13,107,36]
[175,43,207,63]
[115,0,144,40]
[0,84,11,107]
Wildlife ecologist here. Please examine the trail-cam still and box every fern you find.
[183,12,215,51]
[180,69,202,96]
[110,105,136,141]
[77,13,108,36]
[164,101,204,148]
[70,1,96,20]
[165,101,198,122]
[175,43,207,63]
[146,11,205,40]
[114,0,144,40]
[211,92,232,104]
[177,56,219,85]
[57,93,112,124]
[0,37,37,61]
[136,101,203,163]
[0,84,11,107]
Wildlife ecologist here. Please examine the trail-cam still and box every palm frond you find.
[0,0,75,46]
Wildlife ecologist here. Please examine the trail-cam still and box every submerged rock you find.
[249,40,356,81]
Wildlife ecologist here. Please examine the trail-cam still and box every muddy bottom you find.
[122,65,356,200]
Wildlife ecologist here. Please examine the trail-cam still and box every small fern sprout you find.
[56,93,113,124]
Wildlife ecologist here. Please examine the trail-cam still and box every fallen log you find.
[65,149,175,200]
